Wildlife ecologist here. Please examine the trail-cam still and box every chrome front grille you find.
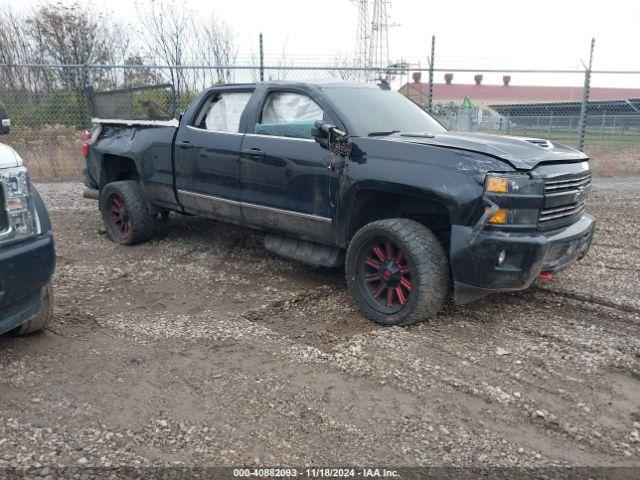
[540,172,592,228]
[539,200,587,222]
[543,172,592,194]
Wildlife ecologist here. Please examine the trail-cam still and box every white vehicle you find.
[0,137,55,336]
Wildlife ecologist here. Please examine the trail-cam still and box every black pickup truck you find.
[84,80,595,326]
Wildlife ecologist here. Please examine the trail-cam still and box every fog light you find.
[498,250,506,265]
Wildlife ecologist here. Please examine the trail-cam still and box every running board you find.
[264,234,345,268]
[83,188,99,200]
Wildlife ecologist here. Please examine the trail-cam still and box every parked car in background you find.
[83,80,594,326]
[0,101,10,135]
[0,135,55,336]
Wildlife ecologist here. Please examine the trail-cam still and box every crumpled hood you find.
[0,143,22,169]
[383,131,588,170]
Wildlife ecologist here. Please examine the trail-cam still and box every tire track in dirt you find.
[535,288,640,317]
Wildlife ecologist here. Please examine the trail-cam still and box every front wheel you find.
[100,181,155,245]
[15,284,53,335]
[346,219,450,326]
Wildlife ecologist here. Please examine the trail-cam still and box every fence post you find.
[428,35,435,113]
[577,37,595,151]
[259,33,265,82]
[81,63,93,128]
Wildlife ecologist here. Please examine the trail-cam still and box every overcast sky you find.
[5,0,640,87]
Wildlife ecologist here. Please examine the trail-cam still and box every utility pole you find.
[427,35,435,113]
[354,0,369,71]
[369,0,391,69]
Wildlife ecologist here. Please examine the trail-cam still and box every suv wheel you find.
[100,181,154,245]
[15,284,53,335]
[346,219,450,326]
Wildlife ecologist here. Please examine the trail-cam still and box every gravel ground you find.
[1,177,640,473]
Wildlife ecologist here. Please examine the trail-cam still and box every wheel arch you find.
[99,154,140,189]
[340,181,460,251]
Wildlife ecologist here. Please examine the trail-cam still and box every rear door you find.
[239,88,340,239]
[174,88,253,221]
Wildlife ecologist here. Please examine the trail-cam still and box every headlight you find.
[484,173,544,226]
[485,173,544,195]
[0,166,37,244]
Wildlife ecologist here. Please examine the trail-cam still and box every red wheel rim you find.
[108,193,132,239]
[359,239,412,312]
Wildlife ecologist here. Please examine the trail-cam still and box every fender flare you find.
[337,180,461,246]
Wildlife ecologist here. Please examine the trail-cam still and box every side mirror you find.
[0,118,9,135]
[0,104,9,135]
[312,120,351,157]
[311,121,331,148]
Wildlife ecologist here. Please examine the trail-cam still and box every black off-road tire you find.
[346,219,450,326]
[15,284,53,335]
[100,181,154,245]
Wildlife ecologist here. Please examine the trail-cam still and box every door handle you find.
[177,141,193,149]
[242,148,265,160]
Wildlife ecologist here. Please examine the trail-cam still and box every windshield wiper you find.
[367,130,400,137]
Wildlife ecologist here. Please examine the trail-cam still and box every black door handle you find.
[177,141,193,149]
[242,148,265,160]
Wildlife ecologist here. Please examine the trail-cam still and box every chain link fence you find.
[1,64,639,181]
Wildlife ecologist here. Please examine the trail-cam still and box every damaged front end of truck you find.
[450,155,595,304]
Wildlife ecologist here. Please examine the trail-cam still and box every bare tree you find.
[270,40,290,81]
[122,55,164,88]
[97,21,135,89]
[25,2,129,125]
[136,0,197,95]
[0,7,52,96]
[195,14,238,85]
[0,0,242,127]
[328,52,363,81]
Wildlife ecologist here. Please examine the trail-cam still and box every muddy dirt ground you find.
[1,177,640,472]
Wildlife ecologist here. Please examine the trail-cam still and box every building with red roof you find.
[399,72,640,107]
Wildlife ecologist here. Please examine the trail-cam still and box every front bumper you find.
[0,233,56,335]
[450,214,595,304]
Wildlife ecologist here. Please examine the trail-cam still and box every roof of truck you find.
[268,79,379,88]
[210,80,381,90]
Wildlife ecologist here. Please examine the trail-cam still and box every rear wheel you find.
[346,219,450,326]
[100,181,154,245]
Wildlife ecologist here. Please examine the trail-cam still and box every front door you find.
[174,89,253,221]
[239,90,339,239]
